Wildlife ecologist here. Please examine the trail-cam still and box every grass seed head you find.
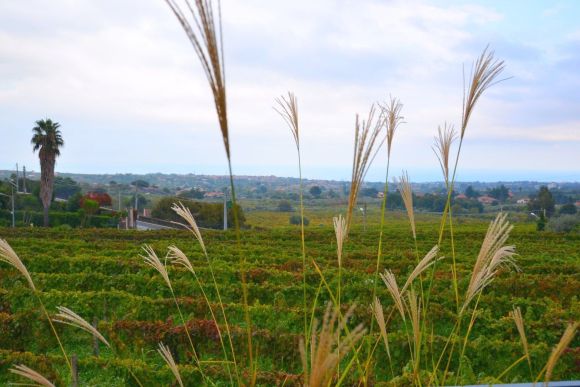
[274,91,300,150]
[53,306,111,348]
[333,214,347,267]
[171,202,207,256]
[158,342,184,387]
[164,0,230,160]
[397,170,416,239]
[301,303,366,387]
[0,238,36,291]
[544,322,578,384]
[141,244,172,289]
[432,123,457,187]
[346,105,385,234]
[9,364,55,387]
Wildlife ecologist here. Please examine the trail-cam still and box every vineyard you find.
[0,217,578,385]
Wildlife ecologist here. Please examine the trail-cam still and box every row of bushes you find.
[0,210,119,228]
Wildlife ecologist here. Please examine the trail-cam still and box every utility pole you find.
[22,166,27,193]
[15,163,19,193]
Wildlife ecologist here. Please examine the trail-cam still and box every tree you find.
[488,185,509,202]
[31,119,64,226]
[309,185,322,198]
[559,203,577,215]
[277,200,293,212]
[528,186,555,217]
[465,185,479,198]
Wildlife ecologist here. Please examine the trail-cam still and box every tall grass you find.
[1,2,578,384]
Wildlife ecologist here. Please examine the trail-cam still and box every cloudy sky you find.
[0,0,578,182]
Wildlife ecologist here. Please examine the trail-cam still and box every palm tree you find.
[31,119,64,227]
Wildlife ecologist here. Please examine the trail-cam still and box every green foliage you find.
[151,197,245,229]
[559,203,577,215]
[289,214,309,225]
[309,185,322,197]
[178,188,205,199]
[528,186,556,217]
[547,214,580,233]
[465,185,479,198]
[277,200,293,212]
[488,184,509,202]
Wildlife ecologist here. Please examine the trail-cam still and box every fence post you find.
[92,318,100,357]
[71,354,78,387]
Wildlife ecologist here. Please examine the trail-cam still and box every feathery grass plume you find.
[275,91,309,345]
[164,0,229,160]
[9,364,55,387]
[371,297,391,362]
[167,245,195,273]
[401,245,441,294]
[510,306,531,369]
[171,202,207,256]
[53,306,111,348]
[461,46,507,139]
[398,171,416,239]
[432,124,457,187]
[158,342,184,387]
[0,239,72,375]
[300,303,366,387]
[543,322,578,385]
[0,238,36,291]
[407,289,421,369]
[380,96,404,158]
[462,213,517,313]
[141,244,171,288]
[380,270,405,321]
[274,92,299,150]
[333,214,347,267]
[346,105,385,233]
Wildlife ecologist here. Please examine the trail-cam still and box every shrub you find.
[289,215,309,226]
[277,200,293,212]
[546,214,580,233]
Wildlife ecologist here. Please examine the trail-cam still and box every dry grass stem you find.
[461,47,507,139]
[346,105,385,233]
[158,342,185,387]
[401,245,441,293]
[407,289,421,364]
[164,0,230,159]
[274,92,300,150]
[371,297,391,361]
[398,171,416,239]
[9,364,55,387]
[333,214,347,267]
[171,202,207,256]
[380,96,404,157]
[300,303,366,387]
[141,245,172,289]
[432,124,457,186]
[544,322,578,384]
[510,306,530,368]
[0,239,36,291]
[53,306,111,348]
[463,213,517,313]
[380,270,405,321]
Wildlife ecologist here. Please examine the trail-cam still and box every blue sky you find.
[0,0,578,182]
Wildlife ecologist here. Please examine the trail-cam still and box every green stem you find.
[36,294,72,377]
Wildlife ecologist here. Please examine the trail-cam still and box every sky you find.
[0,0,579,182]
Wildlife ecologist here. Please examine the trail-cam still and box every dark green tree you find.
[559,203,577,215]
[528,186,555,217]
[309,185,322,198]
[465,185,479,198]
[31,119,64,226]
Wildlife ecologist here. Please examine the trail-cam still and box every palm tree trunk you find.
[40,150,56,227]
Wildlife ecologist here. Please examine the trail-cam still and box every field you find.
[0,215,578,385]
